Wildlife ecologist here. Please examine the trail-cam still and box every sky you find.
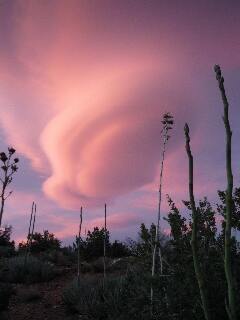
[0,0,240,245]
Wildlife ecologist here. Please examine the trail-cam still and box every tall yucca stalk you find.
[77,207,83,287]
[214,65,236,320]
[103,203,107,281]
[24,201,36,267]
[184,123,211,320]
[29,202,36,251]
[151,112,174,311]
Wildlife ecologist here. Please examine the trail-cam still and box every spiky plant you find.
[0,147,19,227]
[151,112,174,312]
[184,123,211,320]
[214,65,236,320]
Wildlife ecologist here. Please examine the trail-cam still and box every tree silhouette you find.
[0,147,19,227]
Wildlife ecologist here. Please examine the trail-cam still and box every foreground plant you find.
[24,202,36,267]
[63,268,156,320]
[103,203,107,282]
[184,123,211,320]
[2,256,56,283]
[77,207,83,287]
[0,283,13,312]
[214,64,237,320]
[0,147,19,227]
[151,112,174,311]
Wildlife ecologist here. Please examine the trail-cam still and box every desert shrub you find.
[40,249,71,266]
[63,268,165,320]
[63,277,98,315]
[91,257,112,273]
[61,245,77,263]
[63,276,125,318]
[72,228,130,264]
[19,230,61,254]
[0,245,15,258]
[0,226,15,257]
[108,240,130,258]
[74,227,110,261]
[2,256,56,283]
[107,256,137,273]
[0,283,14,311]
[80,261,93,273]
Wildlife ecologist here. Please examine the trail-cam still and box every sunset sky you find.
[0,0,240,244]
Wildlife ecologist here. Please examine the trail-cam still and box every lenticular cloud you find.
[0,0,216,210]
[40,65,182,209]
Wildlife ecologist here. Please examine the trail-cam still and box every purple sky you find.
[0,0,240,244]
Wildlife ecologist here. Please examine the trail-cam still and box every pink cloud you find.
[88,213,140,231]
[0,0,239,231]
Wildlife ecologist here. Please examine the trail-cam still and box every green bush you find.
[2,256,56,283]
[0,283,14,311]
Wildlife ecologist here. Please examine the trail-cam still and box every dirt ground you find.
[4,267,78,320]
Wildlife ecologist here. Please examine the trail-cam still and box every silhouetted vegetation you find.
[0,283,13,312]
[0,256,56,283]
[0,147,19,227]
[0,226,15,257]
[19,230,61,254]
[1,66,240,320]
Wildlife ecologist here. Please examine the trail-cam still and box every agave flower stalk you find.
[24,201,36,267]
[214,65,236,320]
[77,207,83,287]
[29,202,37,252]
[151,112,174,312]
[184,123,211,320]
[0,147,19,227]
[103,203,107,280]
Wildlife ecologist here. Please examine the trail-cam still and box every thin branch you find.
[4,191,13,201]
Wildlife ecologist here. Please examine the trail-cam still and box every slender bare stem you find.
[77,207,83,287]
[103,203,107,281]
[184,123,211,320]
[151,113,173,314]
[24,201,34,267]
[214,65,236,320]
[28,203,36,258]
